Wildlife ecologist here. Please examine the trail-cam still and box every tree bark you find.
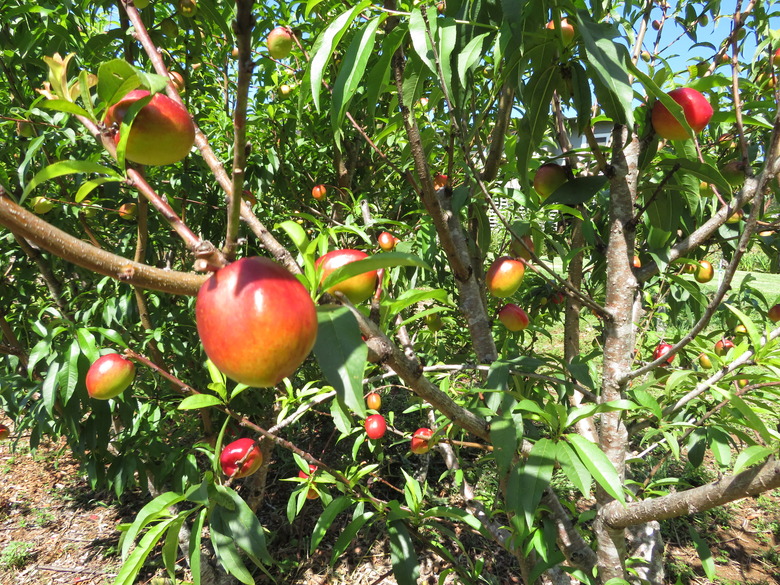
[595,126,640,582]
[601,458,780,529]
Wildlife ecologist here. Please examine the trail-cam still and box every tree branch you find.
[0,191,206,296]
[601,458,780,529]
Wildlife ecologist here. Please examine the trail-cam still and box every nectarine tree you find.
[0,1,779,585]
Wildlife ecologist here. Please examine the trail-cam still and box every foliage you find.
[0,0,779,584]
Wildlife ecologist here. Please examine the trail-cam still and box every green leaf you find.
[213,485,272,566]
[490,411,519,479]
[508,438,556,532]
[708,427,732,468]
[409,7,437,75]
[210,505,254,585]
[364,27,407,121]
[556,441,592,498]
[42,361,60,416]
[189,507,207,585]
[436,17,456,106]
[62,339,80,405]
[387,519,421,585]
[732,445,775,475]
[729,395,773,444]
[309,2,371,111]
[545,175,608,206]
[311,496,352,554]
[723,303,761,349]
[577,12,633,127]
[162,514,188,580]
[630,387,662,421]
[655,158,732,197]
[330,512,374,566]
[41,99,92,118]
[402,53,427,109]
[320,252,430,294]
[121,491,184,559]
[74,177,122,203]
[566,434,625,504]
[688,526,716,581]
[331,16,385,138]
[97,59,139,105]
[21,160,121,203]
[114,517,177,585]
[178,394,223,410]
[457,33,489,87]
[313,305,367,418]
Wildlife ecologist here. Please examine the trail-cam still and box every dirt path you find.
[0,437,122,585]
[0,431,778,585]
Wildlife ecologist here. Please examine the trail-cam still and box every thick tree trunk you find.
[595,126,640,582]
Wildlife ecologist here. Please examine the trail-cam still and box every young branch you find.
[224,0,255,260]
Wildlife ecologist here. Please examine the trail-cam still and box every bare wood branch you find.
[0,192,206,296]
[601,458,780,529]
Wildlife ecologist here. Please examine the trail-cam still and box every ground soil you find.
[0,435,778,585]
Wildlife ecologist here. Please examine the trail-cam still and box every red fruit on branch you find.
[509,234,534,261]
[316,249,378,304]
[410,427,434,454]
[298,464,319,499]
[267,26,294,59]
[104,90,195,166]
[311,184,327,201]
[196,257,318,387]
[220,438,263,478]
[546,18,575,46]
[364,414,386,440]
[768,303,780,323]
[485,256,525,298]
[378,231,396,252]
[86,353,136,400]
[366,392,382,411]
[0,424,10,440]
[533,163,568,200]
[694,260,714,283]
[497,304,530,332]
[714,338,735,356]
[651,88,713,141]
[652,343,674,365]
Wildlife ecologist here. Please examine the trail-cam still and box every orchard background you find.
[1,0,780,583]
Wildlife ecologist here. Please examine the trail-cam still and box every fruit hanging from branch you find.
[298,464,319,499]
[364,414,387,440]
[651,88,714,141]
[533,163,568,200]
[497,303,530,332]
[365,392,382,411]
[652,342,675,365]
[86,353,136,400]
[485,256,525,298]
[546,17,575,46]
[378,231,397,252]
[410,427,434,454]
[267,26,294,59]
[196,257,318,387]
[694,260,714,283]
[714,338,735,356]
[316,249,378,304]
[104,90,195,166]
[220,438,263,478]
[311,184,327,201]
